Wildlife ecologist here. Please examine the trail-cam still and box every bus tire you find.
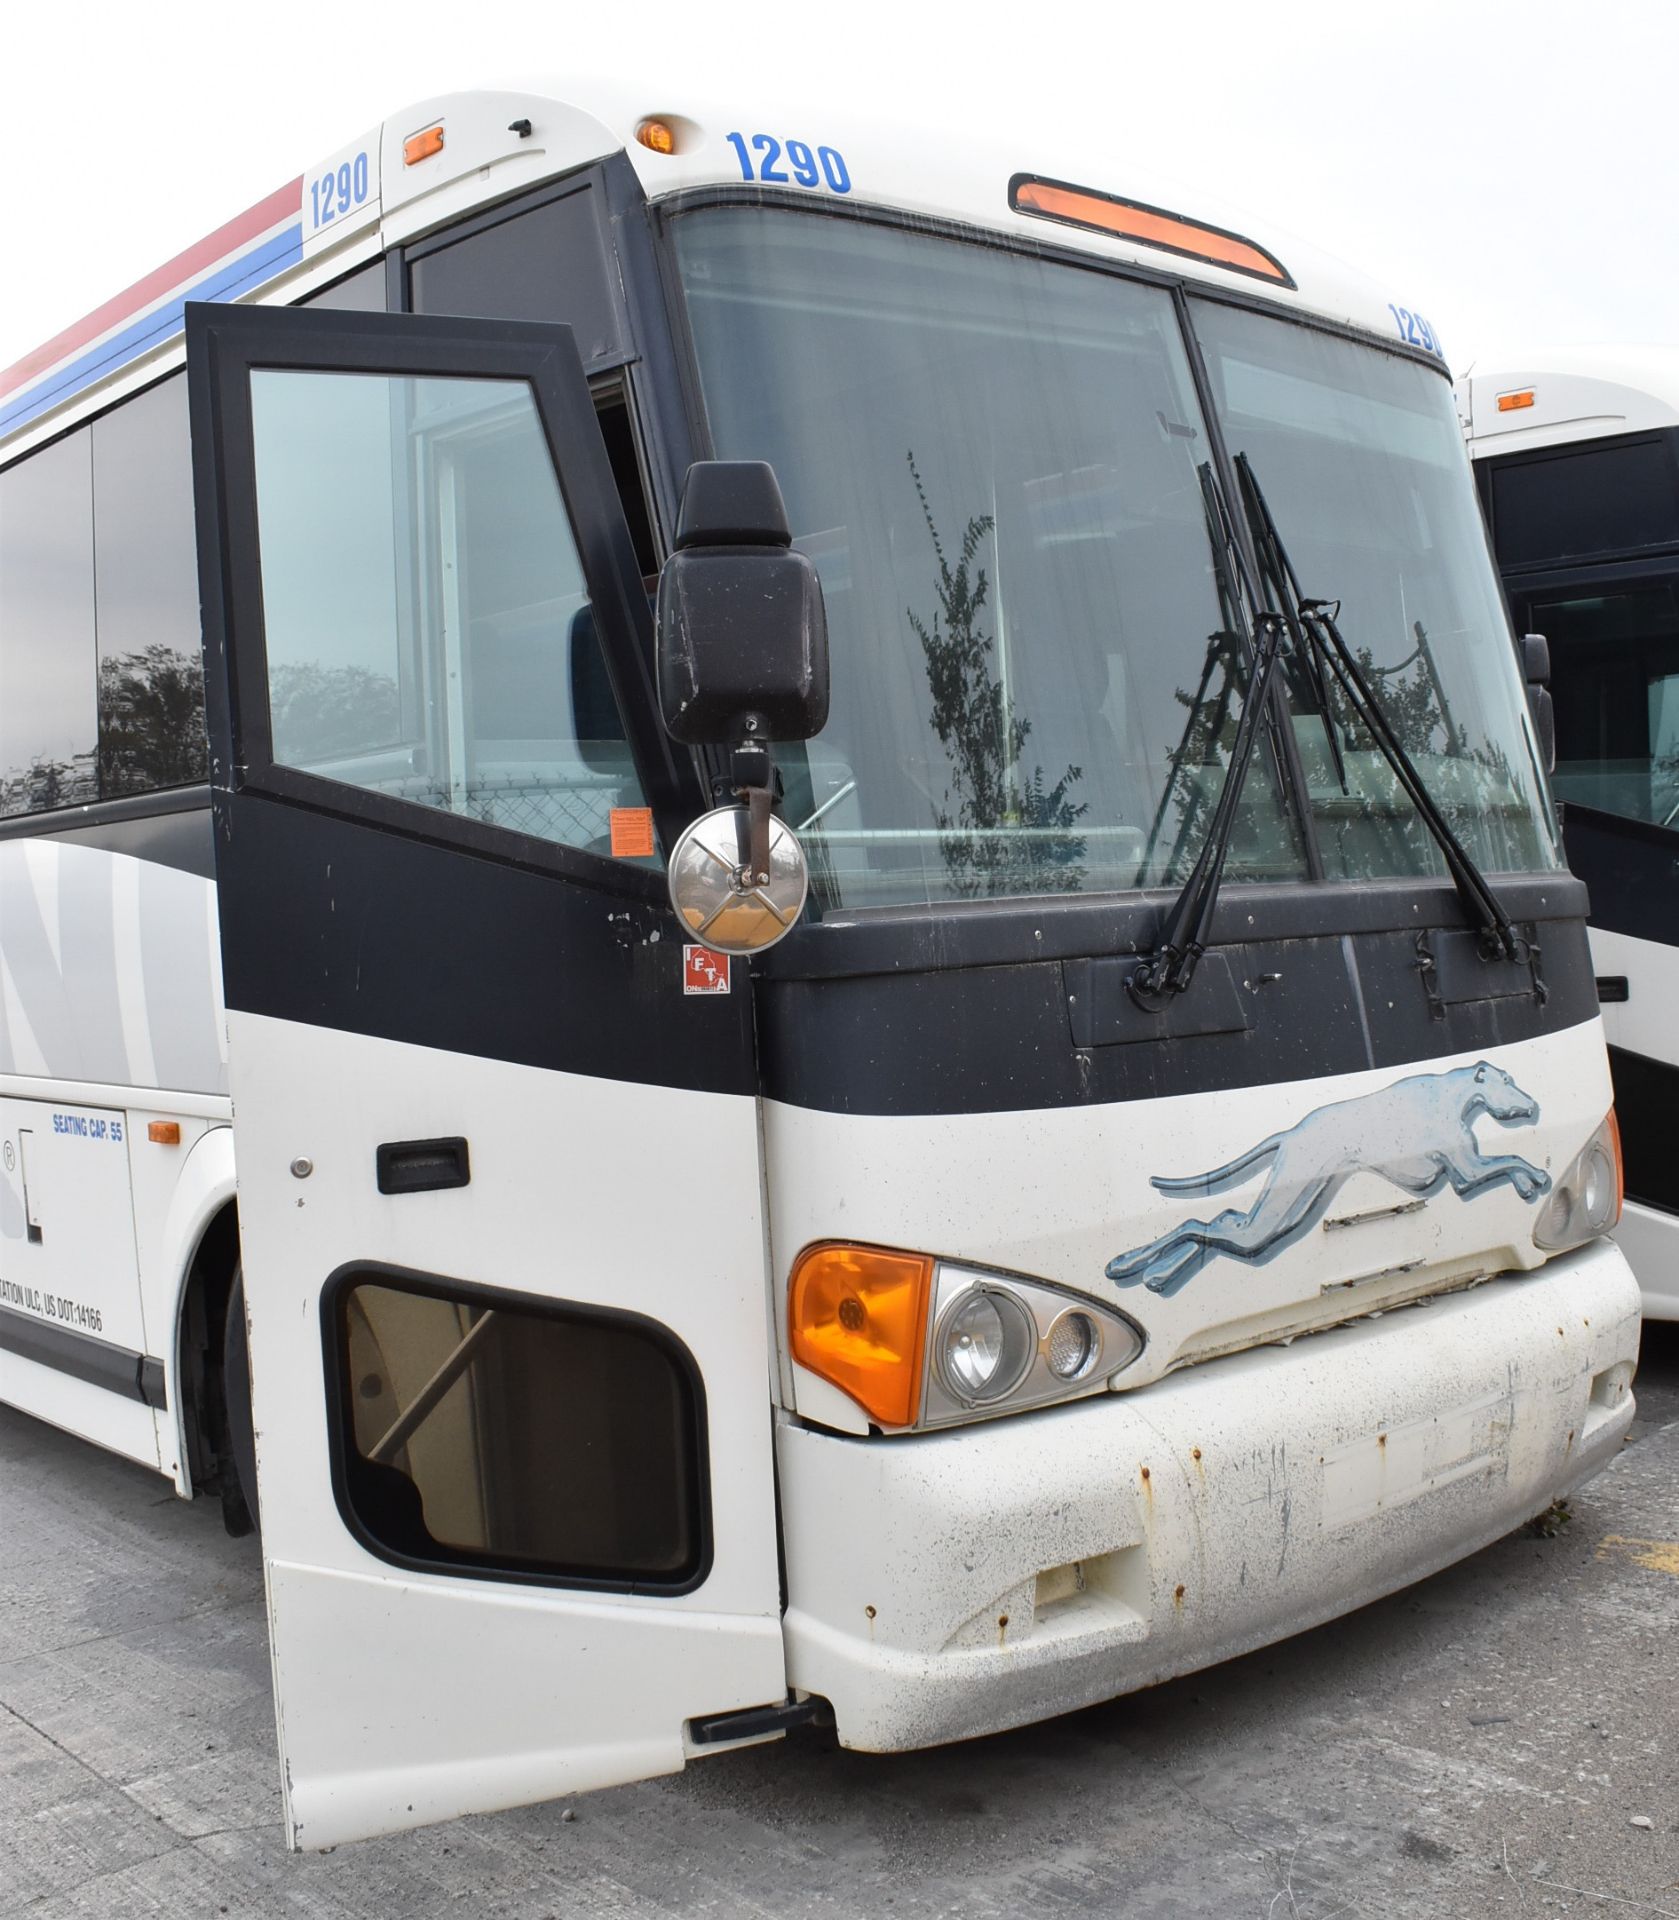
[220,1265,260,1538]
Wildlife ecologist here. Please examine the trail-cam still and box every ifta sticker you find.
[683,945,732,994]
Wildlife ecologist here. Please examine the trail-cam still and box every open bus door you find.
[184,305,787,1849]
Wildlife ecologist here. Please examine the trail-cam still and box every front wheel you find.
[219,1265,260,1538]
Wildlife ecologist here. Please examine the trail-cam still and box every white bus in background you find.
[0,84,1643,1850]
[1461,351,1679,1317]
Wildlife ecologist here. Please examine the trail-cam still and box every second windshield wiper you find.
[1129,464,1287,1010]
[1234,453,1529,969]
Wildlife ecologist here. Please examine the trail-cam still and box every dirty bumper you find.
[777,1239,1640,1752]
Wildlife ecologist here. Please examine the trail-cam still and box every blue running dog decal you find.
[1106,1062,1551,1299]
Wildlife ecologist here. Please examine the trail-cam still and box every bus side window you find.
[0,431,98,815]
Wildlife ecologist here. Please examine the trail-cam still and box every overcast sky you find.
[3,0,1675,380]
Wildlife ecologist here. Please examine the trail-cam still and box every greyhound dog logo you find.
[1106,1062,1551,1299]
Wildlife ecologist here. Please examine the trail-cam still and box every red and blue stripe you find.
[1,178,304,440]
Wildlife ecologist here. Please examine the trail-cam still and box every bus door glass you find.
[185,304,785,1850]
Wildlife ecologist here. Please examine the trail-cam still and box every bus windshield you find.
[673,209,1557,911]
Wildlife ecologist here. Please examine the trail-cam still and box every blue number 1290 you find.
[725,131,851,195]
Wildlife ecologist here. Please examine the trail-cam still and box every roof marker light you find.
[1497,389,1537,412]
[403,125,445,167]
[637,118,677,155]
[1010,174,1294,287]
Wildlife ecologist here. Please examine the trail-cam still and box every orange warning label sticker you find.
[609,807,656,858]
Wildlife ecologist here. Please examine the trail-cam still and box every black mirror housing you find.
[1519,632,1556,775]
[1519,632,1551,685]
[656,462,830,746]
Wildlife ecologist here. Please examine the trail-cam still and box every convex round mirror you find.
[667,805,809,954]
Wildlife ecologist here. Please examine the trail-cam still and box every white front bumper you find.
[777,1240,1640,1752]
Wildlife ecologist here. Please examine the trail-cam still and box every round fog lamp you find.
[1046,1309,1101,1381]
[940,1288,1034,1404]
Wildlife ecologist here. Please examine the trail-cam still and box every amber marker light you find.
[1497,389,1536,412]
[789,1242,935,1427]
[1011,174,1293,287]
[636,117,677,155]
[1607,1107,1625,1226]
[403,125,445,166]
[147,1121,181,1146]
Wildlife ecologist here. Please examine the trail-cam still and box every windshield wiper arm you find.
[1129,465,1288,1011]
[1233,452,1526,966]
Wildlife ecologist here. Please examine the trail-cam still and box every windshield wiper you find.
[1129,464,1288,1010]
[1233,453,1528,968]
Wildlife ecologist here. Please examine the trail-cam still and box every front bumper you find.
[777,1239,1640,1752]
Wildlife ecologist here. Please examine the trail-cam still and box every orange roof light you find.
[1011,174,1293,287]
[1497,389,1536,413]
[637,118,677,155]
[403,125,445,167]
[789,1242,935,1427]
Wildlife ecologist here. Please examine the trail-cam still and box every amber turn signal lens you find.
[636,118,677,155]
[403,125,445,166]
[789,1243,935,1427]
[1607,1107,1624,1225]
[1497,389,1536,412]
[147,1121,181,1145]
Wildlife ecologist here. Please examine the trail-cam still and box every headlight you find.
[936,1287,1036,1404]
[1533,1112,1622,1252]
[920,1262,1144,1428]
[789,1244,1146,1431]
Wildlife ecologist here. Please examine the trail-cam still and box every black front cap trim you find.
[0,1306,169,1409]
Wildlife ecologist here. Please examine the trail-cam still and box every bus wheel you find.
[220,1265,260,1538]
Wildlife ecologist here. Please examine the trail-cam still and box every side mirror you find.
[656,462,829,746]
[1519,632,1556,776]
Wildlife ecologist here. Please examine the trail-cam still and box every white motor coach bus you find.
[0,86,1643,1850]
[1460,351,1678,1318]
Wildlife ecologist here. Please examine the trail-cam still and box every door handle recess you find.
[376,1137,471,1195]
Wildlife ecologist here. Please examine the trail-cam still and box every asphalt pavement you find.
[3,1322,1676,1919]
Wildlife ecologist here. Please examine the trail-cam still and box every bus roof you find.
[1,82,1438,455]
[1459,345,1679,454]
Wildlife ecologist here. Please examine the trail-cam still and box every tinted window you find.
[332,1274,705,1585]
[409,186,625,363]
[300,261,386,312]
[1520,581,1679,828]
[0,430,97,814]
[247,367,652,858]
[1491,435,1679,569]
[92,375,206,796]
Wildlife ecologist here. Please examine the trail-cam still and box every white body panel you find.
[1459,348,1679,454]
[0,1348,160,1468]
[228,1011,786,1850]
[779,1238,1638,1752]
[768,1024,1613,1405]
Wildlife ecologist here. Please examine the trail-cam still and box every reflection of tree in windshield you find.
[906,455,1087,897]
[99,645,207,795]
[1308,631,1534,876]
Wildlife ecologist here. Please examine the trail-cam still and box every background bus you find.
[1460,351,1678,1317]
[1,86,1642,1850]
